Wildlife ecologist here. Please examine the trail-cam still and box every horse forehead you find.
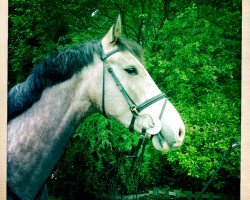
[113,51,140,65]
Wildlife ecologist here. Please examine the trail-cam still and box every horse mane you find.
[8,38,144,121]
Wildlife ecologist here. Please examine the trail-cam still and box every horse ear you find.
[112,14,122,42]
[102,14,122,45]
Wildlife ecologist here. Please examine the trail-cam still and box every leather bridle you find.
[100,43,168,134]
[100,43,170,197]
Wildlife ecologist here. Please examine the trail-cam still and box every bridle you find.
[100,43,169,198]
[100,43,168,134]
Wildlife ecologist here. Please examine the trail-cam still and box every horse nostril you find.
[179,129,182,137]
[178,127,185,138]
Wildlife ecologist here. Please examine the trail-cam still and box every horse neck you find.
[7,62,100,199]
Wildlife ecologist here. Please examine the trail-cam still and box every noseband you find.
[100,44,168,134]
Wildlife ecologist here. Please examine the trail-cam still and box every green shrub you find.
[146,4,240,190]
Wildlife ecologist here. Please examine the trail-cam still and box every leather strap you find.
[101,48,120,61]
[129,116,136,132]
[137,93,167,112]
[159,97,168,120]
[102,58,107,117]
[107,67,137,111]
[101,44,120,117]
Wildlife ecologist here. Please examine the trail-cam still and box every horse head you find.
[89,15,185,150]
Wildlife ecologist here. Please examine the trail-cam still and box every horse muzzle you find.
[152,122,185,151]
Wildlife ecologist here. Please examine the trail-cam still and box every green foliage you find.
[49,114,173,198]
[9,0,241,198]
[146,4,241,190]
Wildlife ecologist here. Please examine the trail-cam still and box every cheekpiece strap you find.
[100,42,119,117]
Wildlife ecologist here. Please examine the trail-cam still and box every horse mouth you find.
[152,132,178,151]
[152,132,169,150]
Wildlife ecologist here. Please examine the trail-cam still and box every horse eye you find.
[124,66,138,75]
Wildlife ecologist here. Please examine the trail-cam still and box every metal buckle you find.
[137,114,155,129]
[130,106,139,115]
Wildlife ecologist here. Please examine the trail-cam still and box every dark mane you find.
[8,38,144,121]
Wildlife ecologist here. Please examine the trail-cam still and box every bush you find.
[146,4,240,191]
[49,114,177,198]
